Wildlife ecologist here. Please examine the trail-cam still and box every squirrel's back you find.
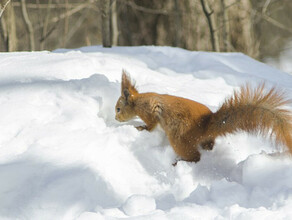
[150,94,212,133]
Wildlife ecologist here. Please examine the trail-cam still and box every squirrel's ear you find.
[121,70,130,93]
[121,70,138,95]
[123,89,130,102]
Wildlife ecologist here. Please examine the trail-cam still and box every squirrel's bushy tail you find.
[207,84,292,153]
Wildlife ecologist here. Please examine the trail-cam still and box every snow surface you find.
[1,45,292,220]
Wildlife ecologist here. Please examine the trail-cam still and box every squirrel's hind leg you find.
[173,150,201,165]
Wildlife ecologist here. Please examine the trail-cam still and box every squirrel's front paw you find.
[135,125,147,131]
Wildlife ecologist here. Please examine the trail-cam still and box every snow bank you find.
[0,46,292,219]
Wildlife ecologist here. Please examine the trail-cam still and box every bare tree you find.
[0,0,289,60]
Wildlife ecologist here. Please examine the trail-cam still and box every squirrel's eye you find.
[117,108,121,113]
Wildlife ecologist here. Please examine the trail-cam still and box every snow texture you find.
[0,46,292,219]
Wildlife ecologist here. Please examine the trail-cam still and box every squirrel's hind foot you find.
[201,139,215,151]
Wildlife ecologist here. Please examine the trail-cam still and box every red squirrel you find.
[115,70,292,162]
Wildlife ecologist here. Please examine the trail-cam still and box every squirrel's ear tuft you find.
[121,70,138,95]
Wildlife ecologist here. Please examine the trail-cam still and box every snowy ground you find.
[1,46,292,220]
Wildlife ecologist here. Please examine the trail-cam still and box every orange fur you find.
[115,71,292,162]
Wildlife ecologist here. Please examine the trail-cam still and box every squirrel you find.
[115,70,292,162]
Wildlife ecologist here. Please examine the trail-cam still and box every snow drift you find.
[0,46,292,219]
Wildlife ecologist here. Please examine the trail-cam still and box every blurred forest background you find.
[0,0,291,62]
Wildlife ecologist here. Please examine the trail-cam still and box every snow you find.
[122,194,156,216]
[0,45,292,219]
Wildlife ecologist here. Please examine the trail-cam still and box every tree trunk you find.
[21,0,35,51]
[173,0,182,47]
[1,2,17,51]
[220,0,230,52]
[62,0,69,48]
[111,0,118,46]
[40,0,52,50]
[100,0,111,47]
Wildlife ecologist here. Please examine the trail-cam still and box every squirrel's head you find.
[115,70,138,122]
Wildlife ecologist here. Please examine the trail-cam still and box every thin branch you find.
[0,0,11,17]
[252,8,292,34]
[39,20,60,43]
[35,2,90,31]
[262,0,272,14]
[120,0,169,15]
[50,3,89,23]
[200,0,220,52]
[225,0,241,10]
[261,13,292,34]
[65,10,88,44]
[12,2,83,9]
